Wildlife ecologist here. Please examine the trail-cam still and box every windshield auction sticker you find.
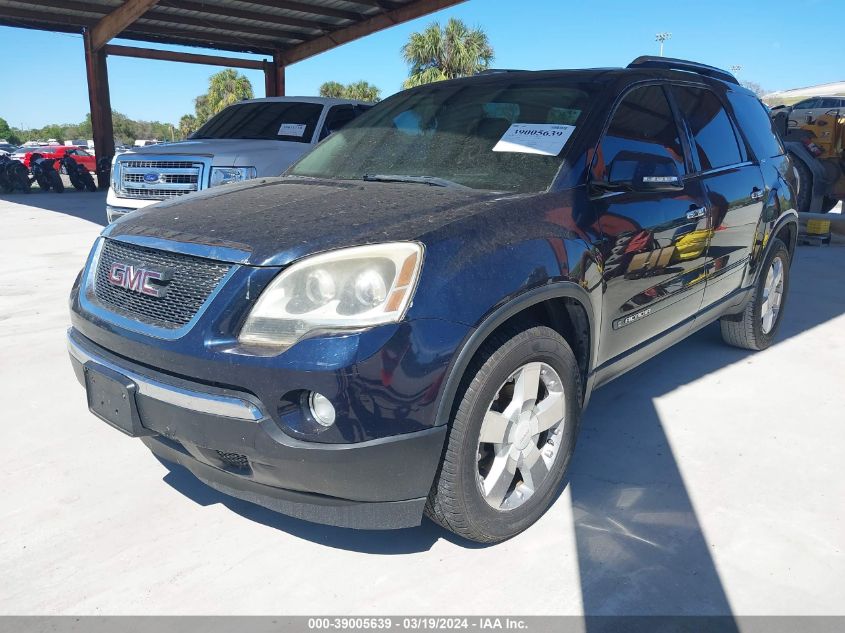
[278,123,307,137]
[492,123,576,156]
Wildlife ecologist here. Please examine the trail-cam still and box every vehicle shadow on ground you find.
[0,189,107,226]
[155,247,843,613]
[565,245,844,618]
[157,459,476,553]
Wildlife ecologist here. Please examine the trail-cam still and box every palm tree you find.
[319,80,381,102]
[195,69,254,125]
[343,81,381,102]
[402,18,494,89]
[319,81,346,98]
[179,114,198,139]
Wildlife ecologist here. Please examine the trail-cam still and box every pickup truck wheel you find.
[425,325,581,543]
[720,239,789,351]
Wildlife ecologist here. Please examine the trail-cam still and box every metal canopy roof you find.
[0,0,464,62]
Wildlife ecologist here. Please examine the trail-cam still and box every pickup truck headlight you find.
[209,166,257,188]
[110,155,119,191]
[239,242,424,349]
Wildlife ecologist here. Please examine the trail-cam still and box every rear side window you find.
[726,92,784,160]
[673,86,742,171]
[593,85,686,182]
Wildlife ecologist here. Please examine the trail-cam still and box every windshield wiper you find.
[363,174,471,190]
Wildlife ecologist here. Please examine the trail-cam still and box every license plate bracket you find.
[83,362,152,437]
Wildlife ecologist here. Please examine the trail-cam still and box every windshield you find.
[290,78,596,193]
[192,101,324,142]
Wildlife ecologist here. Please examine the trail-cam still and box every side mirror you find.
[602,150,684,192]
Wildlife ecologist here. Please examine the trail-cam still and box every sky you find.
[0,0,842,129]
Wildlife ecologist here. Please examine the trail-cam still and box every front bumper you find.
[106,188,157,223]
[67,329,447,529]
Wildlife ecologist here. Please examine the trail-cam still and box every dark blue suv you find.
[68,57,798,543]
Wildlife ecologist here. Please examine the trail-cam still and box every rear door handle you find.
[686,207,707,220]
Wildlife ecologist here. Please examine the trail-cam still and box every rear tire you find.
[720,239,790,351]
[425,325,582,543]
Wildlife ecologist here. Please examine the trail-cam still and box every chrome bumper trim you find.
[67,331,263,421]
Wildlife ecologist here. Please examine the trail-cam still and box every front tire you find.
[720,239,790,351]
[425,325,582,543]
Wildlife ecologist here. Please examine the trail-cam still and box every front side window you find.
[673,86,742,171]
[290,79,597,193]
[592,84,686,183]
[192,101,324,143]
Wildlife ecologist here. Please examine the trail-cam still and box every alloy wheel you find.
[476,362,566,511]
[761,256,784,334]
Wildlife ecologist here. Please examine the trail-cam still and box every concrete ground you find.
[1,191,843,616]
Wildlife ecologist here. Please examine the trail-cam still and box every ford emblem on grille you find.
[143,172,160,183]
[108,261,172,298]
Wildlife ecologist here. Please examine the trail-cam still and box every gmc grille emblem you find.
[108,261,172,298]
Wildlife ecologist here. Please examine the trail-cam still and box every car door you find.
[73,148,96,172]
[789,98,819,127]
[670,84,765,309]
[591,83,710,365]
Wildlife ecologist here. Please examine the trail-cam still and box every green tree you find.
[344,80,381,102]
[319,81,346,98]
[193,69,254,126]
[401,18,494,88]
[0,117,21,144]
[319,80,381,102]
[179,114,199,139]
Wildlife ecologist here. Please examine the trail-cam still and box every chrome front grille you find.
[124,173,197,184]
[90,239,232,329]
[123,188,190,198]
[116,158,204,200]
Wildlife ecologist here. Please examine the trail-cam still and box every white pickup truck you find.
[106,96,370,222]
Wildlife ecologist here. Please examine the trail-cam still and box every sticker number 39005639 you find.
[492,123,576,156]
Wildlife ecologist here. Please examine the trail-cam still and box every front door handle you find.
[751,188,765,201]
[686,206,707,220]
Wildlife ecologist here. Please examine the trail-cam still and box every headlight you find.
[110,155,119,191]
[209,166,257,188]
[239,242,424,349]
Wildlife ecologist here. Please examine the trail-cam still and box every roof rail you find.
[627,56,739,85]
[476,68,525,75]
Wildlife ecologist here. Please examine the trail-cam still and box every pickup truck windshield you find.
[290,78,595,193]
[192,101,324,142]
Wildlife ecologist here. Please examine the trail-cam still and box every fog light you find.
[308,392,336,427]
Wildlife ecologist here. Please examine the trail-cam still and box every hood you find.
[120,139,310,174]
[106,177,508,267]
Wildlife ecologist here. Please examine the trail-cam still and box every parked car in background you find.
[11,145,96,172]
[0,142,18,156]
[106,96,372,222]
[787,95,845,127]
[69,57,798,543]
